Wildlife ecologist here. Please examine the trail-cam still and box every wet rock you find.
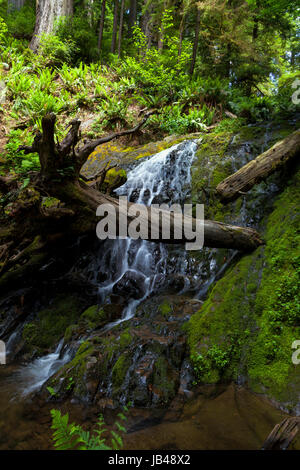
[44,295,199,408]
[113,271,146,300]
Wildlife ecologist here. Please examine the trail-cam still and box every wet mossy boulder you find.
[80,134,202,181]
[186,165,300,412]
[21,295,82,356]
[190,117,300,224]
[101,167,127,194]
[43,295,200,408]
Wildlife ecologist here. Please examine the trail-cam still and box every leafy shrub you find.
[0,16,8,44]
[6,2,35,40]
[150,103,214,134]
[39,33,77,66]
[55,15,100,64]
[12,89,64,122]
[119,14,192,97]
[273,72,300,115]
[229,95,273,122]
[3,128,40,173]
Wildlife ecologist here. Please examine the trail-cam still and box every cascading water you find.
[8,128,282,395]
[12,340,71,397]
[7,140,200,394]
[94,140,199,322]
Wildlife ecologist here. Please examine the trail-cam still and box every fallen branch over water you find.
[216,128,300,202]
[0,113,264,288]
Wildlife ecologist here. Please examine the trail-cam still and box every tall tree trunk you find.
[128,0,137,38]
[29,0,73,51]
[98,0,106,51]
[85,0,95,27]
[7,0,26,11]
[178,13,185,58]
[111,0,119,54]
[189,7,201,75]
[141,0,152,49]
[117,0,125,58]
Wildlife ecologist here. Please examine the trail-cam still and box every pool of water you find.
[0,365,299,450]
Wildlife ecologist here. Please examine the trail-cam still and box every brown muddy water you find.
[1,365,299,450]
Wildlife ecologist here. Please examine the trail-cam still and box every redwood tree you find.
[29,0,73,51]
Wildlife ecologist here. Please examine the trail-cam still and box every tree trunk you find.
[117,0,125,58]
[189,7,201,75]
[85,0,95,27]
[128,0,137,38]
[29,0,73,51]
[216,129,300,202]
[98,0,106,51]
[178,13,185,58]
[111,0,119,54]
[142,0,152,49]
[7,0,26,11]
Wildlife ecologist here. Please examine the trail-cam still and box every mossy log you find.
[16,113,262,251]
[216,129,300,202]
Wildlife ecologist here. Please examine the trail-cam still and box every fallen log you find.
[11,113,263,254]
[216,128,300,202]
[262,417,300,450]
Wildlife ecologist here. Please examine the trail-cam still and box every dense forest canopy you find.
[0,1,299,143]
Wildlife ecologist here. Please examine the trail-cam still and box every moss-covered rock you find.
[80,134,202,181]
[186,165,300,410]
[44,295,200,407]
[21,295,82,355]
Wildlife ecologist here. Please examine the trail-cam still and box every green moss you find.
[158,300,172,317]
[152,357,177,403]
[22,295,82,354]
[80,305,106,328]
[103,167,127,192]
[111,354,130,389]
[118,328,132,349]
[50,340,95,398]
[186,166,300,406]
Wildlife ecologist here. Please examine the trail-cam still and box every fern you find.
[51,410,84,450]
[50,408,127,451]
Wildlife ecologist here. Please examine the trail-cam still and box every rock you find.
[43,295,199,408]
[112,271,147,300]
[80,135,197,181]
[101,167,127,194]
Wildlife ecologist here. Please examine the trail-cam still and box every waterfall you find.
[13,340,71,397]
[95,140,199,321]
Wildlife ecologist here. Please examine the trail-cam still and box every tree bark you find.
[141,0,152,49]
[7,0,26,11]
[117,0,125,58]
[15,113,263,253]
[111,0,119,54]
[128,0,137,38]
[29,0,73,51]
[216,129,300,202]
[98,0,106,50]
[189,7,201,75]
